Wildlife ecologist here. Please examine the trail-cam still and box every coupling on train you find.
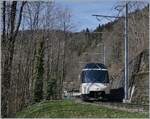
[80,63,110,101]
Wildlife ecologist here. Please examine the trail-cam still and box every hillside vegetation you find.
[64,5,149,90]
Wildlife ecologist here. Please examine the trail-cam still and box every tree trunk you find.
[1,1,26,117]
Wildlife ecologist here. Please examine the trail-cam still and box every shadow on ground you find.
[101,87,125,102]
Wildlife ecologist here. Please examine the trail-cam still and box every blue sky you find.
[55,0,120,31]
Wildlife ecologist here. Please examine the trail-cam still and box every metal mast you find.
[124,2,129,102]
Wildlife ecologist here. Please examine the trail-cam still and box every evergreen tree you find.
[86,28,89,32]
[33,40,45,102]
[46,77,57,100]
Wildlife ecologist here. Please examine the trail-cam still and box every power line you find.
[92,14,123,18]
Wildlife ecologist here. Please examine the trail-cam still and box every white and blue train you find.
[80,63,110,101]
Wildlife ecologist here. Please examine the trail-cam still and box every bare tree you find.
[1,1,74,117]
[1,1,27,117]
[114,1,149,59]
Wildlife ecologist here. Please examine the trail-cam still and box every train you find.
[80,63,110,101]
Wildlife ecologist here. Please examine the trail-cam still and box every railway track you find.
[74,97,149,113]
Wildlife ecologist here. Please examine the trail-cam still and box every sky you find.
[54,0,121,31]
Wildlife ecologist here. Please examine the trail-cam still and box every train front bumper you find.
[81,83,110,94]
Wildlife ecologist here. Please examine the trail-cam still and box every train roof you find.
[83,63,107,69]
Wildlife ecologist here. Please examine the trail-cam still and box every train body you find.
[80,63,110,100]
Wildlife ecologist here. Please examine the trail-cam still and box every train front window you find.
[81,70,109,83]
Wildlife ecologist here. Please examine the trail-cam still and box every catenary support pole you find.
[124,2,129,102]
[103,44,105,65]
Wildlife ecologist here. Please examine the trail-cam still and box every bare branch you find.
[13,1,27,39]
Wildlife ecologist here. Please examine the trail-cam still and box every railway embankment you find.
[15,100,149,118]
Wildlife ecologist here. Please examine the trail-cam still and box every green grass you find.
[15,100,149,118]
